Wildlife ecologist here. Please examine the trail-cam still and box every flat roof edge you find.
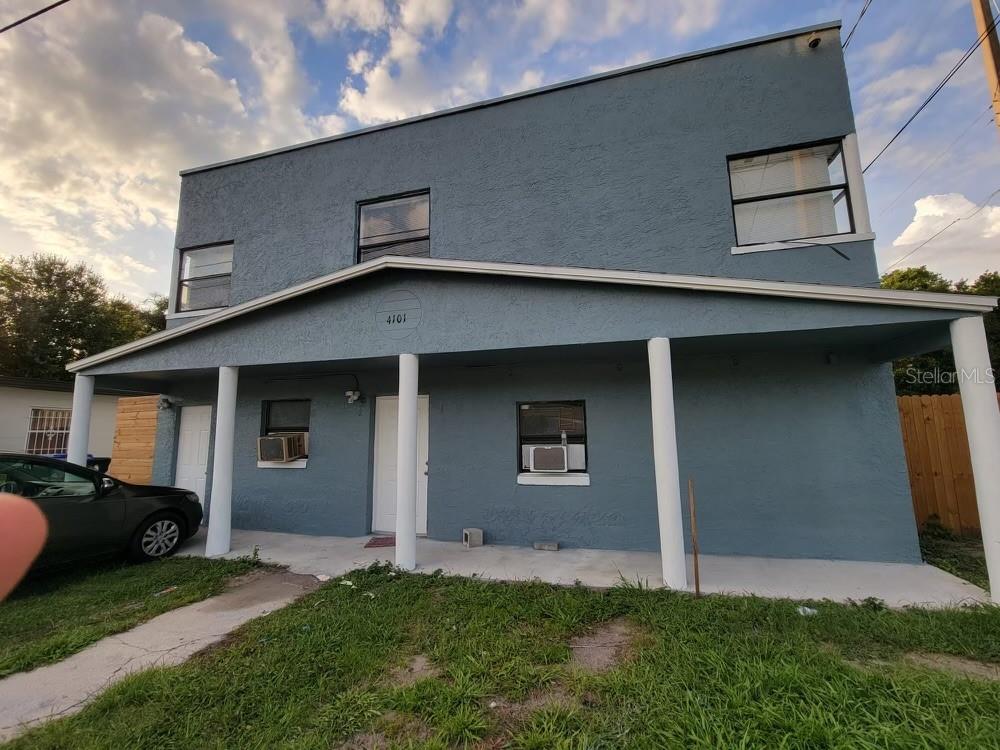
[179,20,842,177]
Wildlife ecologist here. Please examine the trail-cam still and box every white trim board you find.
[67,255,998,373]
[731,232,876,255]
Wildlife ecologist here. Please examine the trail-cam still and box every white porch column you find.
[647,337,687,590]
[395,353,419,571]
[950,316,1000,597]
[205,365,239,557]
[66,374,95,466]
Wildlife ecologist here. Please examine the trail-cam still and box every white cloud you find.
[502,68,544,95]
[881,193,1000,280]
[347,48,372,74]
[514,0,719,54]
[313,0,390,34]
[399,0,453,36]
[0,0,346,299]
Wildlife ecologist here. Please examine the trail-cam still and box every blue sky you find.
[0,0,997,300]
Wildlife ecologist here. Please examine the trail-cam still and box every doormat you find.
[364,536,395,548]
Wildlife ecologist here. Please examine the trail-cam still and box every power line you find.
[876,105,994,218]
[0,0,71,35]
[842,0,874,50]
[864,13,1000,174]
[885,186,1000,270]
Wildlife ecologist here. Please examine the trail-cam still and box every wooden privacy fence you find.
[897,393,1000,537]
[107,395,160,484]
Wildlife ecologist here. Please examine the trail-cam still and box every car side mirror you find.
[100,476,116,493]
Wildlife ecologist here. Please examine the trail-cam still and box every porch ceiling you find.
[87,320,950,393]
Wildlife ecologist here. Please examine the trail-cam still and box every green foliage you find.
[0,254,166,381]
[9,566,1000,749]
[0,556,262,677]
[920,520,990,592]
[880,266,953,293]
[880,266,999,395]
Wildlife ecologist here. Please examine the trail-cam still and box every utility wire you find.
[864,13,1000,173]
[885,186,1000,270]
[877,105,994,217]
[0,0,71,34]
[842,0,874,50]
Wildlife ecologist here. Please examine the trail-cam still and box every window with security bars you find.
[176,243,233,312]
[358,192,430,263]
[25,408,72,455]
[727,140,853,246]
[517,401,587,473]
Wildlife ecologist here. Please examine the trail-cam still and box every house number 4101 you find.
[386,312,407,325]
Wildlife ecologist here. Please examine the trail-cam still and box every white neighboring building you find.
[0,377,121,458]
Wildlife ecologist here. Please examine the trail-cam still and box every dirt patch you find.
[905,653,1000,681]
[486,684,581,732]
[389,654,440,686]
[569,618,640,673]
[336,711,432,749]
[200,571,321,613]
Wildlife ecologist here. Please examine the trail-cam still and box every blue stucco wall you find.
[164,350,918,563]
[84,272,963,378]
[173,25,875,303]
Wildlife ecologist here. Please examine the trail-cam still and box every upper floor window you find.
[728,140,853,246]
[177,243,233,313]
[358,191,429,263]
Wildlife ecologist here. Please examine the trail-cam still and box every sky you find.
[0,0,998,302]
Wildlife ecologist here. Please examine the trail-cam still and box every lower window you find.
[260,399,311,460]
[25,408,72,455]
[517,401,587,473]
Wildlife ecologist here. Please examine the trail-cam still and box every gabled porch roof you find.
[68,256,997,374]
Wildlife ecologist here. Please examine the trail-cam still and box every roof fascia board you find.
[66,256,998,373]
[179,21,842,177]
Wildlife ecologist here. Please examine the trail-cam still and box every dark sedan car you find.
[0,453,203,566]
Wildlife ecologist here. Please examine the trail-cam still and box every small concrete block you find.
[533,540,559,551]
[463,528,483,548]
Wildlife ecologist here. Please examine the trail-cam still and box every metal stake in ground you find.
[688,478,701,597]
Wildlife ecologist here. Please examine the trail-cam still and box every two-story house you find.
[64,22,1000,594]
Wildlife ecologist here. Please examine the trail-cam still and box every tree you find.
[880,266,999,395]
[880,266,952,293]
[0,255,166,381]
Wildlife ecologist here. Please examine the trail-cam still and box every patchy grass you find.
[920,521,990,592]
[7,565,1000,749]
[0,556,264,678]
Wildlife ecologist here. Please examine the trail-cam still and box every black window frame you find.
[516,400,588,474]
[261,399,311,436]
[355,189,431,264]
[726,137,855,247]
[175,242,234,313]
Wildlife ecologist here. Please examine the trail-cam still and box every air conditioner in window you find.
[528,445,568,473]
[257,433,306,462]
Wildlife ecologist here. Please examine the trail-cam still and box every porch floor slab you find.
[179,529,988,608]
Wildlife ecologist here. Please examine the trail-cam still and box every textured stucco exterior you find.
[144,351,918,562]
[168,23,873,323]
[84,271,965,378]
[68,24,961,566]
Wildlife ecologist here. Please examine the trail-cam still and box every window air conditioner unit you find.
[257,433,306,462]
[528,445,568,473]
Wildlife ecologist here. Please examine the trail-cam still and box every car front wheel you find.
[129,512,185,562]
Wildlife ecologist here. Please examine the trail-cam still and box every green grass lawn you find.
[0,556,262,678]
[7,565,1000,749]
[920,523,990,592]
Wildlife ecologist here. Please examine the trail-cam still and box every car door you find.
[1,459,126,563]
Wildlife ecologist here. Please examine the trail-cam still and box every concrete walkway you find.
[0,570,319,741]
[181,528,988,608]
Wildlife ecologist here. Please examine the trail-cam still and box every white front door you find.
[372,395,429,535]
[175,405,212,505]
